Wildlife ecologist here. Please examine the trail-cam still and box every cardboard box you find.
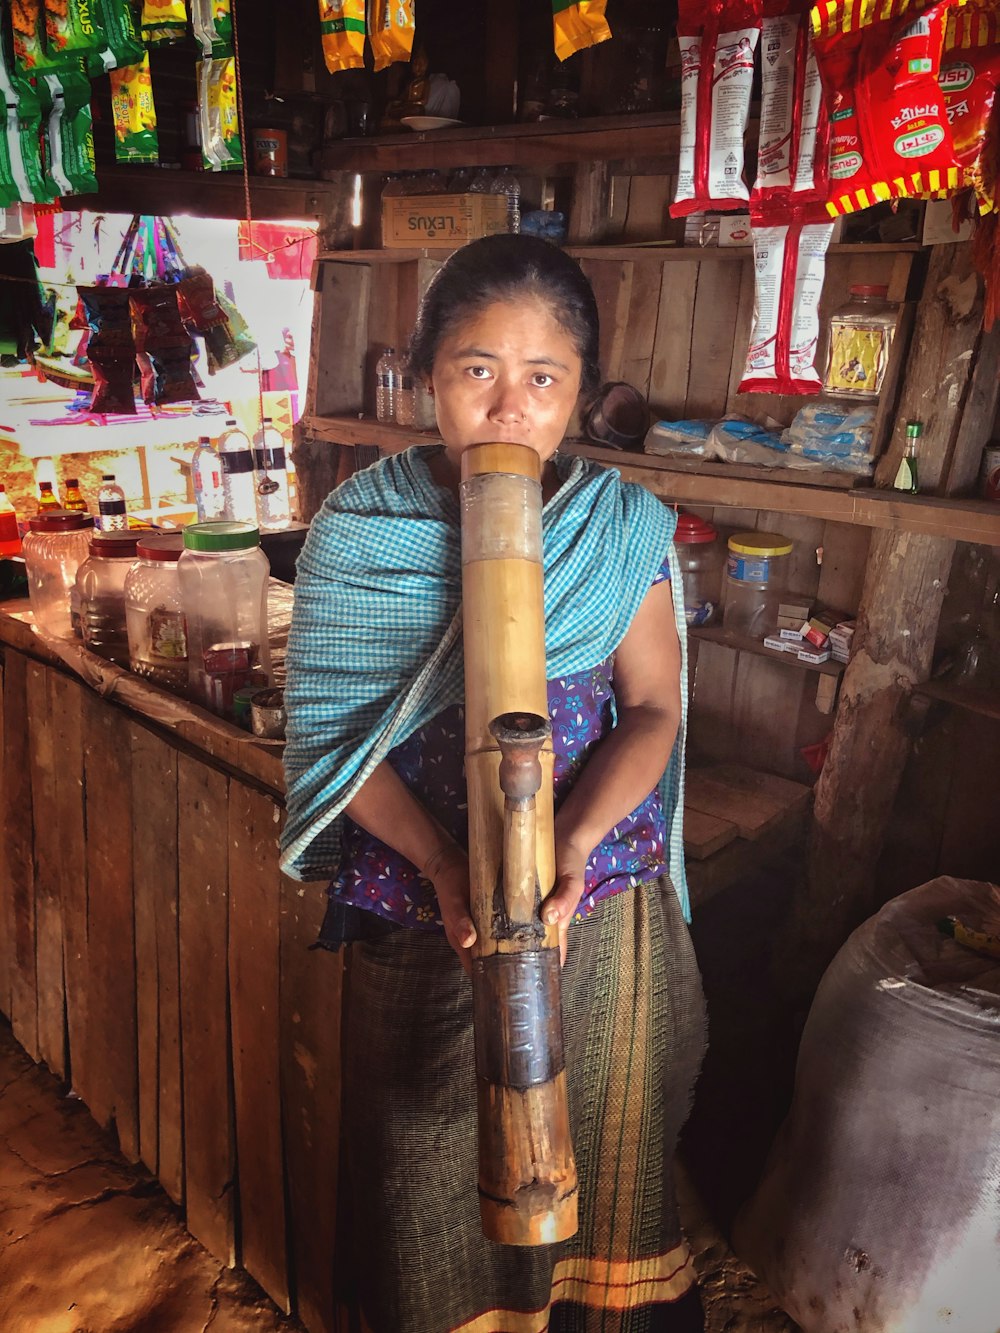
[719,214,752,246]
[922,197,973,247]
[777,601,812,626]
[764,635,795,653]
[798,644,831,665]
[382,193,509,249]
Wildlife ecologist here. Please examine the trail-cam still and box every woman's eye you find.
[532,373,554,388]
[467,365,491,380]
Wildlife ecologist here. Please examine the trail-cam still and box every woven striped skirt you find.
[339,877,707,1332]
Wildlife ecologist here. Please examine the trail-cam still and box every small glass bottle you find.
[893,420,921,494]
[375,346,397,423]
[217,418,258,526]
[0,484,22,557]
[63,477,88,512]
[97,474,128,531]
[37,481,60,513]
[490,166,521,233]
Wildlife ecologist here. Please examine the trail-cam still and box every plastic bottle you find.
[375,347,397,424]
[177,521,271,720]
[0,484,22,557]
[467,168,497,195]
[394,359,416,428]
[490,166,521,233]
[37,481,60,513]
[96,474,128,531]
[253,417,292,529]
[62,477,88,512]
[217,418,258,526]
[192,435,225,521]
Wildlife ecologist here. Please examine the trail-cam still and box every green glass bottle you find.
[893,421,921,494]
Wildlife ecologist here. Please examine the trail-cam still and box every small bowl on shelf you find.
[400,116,462,132]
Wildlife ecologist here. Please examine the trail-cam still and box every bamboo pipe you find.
[460,442,578,1247]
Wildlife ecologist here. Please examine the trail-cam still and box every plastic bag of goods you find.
[781,400,876,474]
[736,875,1000,1333]
[708,417,822,469]
[643,418,713,459]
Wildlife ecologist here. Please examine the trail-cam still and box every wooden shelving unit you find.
[914,679,1000,722]
[300,413,1000,547]
[317,242,923,265]
[689,627,845,678]
[63,166,339,223]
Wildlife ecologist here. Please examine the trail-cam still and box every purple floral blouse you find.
[330,563,672,931]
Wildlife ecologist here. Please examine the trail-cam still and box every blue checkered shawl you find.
[280,447,690,921]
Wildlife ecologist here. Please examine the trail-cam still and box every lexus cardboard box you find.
[382,193,509,249]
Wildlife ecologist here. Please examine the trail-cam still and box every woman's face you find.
[429,296,584,468]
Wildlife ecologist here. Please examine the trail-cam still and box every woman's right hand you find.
[424,842,477,974]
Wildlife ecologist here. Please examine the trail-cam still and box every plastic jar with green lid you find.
[723,530,793,637]
[177,521,271,720]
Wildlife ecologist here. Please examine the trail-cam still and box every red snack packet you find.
[128,285,200,406]
[936,8,1000,211]
[755,1,830,206]
[671,0,763,218]
[78,284,137,415]
[738,209,835,395]
[815,0,961,217]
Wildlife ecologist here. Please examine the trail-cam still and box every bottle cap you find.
[65,477,79,486]
[848,284,889,299]
[728,531,794,558]
[88,530,140,558]
[137,532,185,562]
[183,521,260,552]
[906,420,923,437]
[28,511,95,533]
[102,473,115,481]
[198,435,211,444]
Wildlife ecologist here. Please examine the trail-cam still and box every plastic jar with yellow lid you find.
[723,531,793,637]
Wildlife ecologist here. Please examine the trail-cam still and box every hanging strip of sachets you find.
[754,0,829,207]
[671,0,763,218]
[367,0,414,71]
[317,0,365,72]
[192,0,233,58]
[552,0,612,62]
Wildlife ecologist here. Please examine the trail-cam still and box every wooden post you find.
[461,443,578,1246]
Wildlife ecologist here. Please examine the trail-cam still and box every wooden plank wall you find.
[0,649,343,1333]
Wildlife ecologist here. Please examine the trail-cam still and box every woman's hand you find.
[424,842,477,974]
[543,839,590,965]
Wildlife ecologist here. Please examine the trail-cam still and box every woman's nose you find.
[487,379,527,422]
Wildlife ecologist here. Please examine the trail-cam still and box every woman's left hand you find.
[543,840,589,965]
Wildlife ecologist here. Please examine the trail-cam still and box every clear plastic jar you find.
[823,285,899,401]
[22,510,95,640]
[76,530,141,664]
[125,532,188,694]
[177,521,271,721]
[674,512,724,626]
[723,531,793,638]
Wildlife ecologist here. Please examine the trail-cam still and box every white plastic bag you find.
[736,876,1000,1333]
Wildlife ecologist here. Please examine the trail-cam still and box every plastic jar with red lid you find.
[125,533,188,694]
[22,510,95,640]
[75,530,141,665]
[674,511,724,626]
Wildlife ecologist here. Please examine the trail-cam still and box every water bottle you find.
[375,347,397,424]
[253,417,292,530]
[192,435,225,522]
[490,166,521,233]
[217,418,258,525]
[97,474,127,531]
[394,359,416,427]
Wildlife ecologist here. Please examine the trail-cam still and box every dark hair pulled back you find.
[407,234,601,395]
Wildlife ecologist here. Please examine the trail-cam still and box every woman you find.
[281,234,706,1332]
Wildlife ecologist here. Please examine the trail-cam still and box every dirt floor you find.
[0,1018,796,1333]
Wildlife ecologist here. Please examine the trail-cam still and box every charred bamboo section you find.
[460,442,578,1246]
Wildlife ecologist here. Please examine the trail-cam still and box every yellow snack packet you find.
[318,0,365,72]
[110,53,159,163]
[142,0,188,46]
[552,0,611,62]
[368,0,415,72]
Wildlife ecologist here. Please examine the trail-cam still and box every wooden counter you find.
[0,599,341,1330]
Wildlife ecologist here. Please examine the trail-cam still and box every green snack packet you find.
[197,55,242,172]
[38,67,97,196]
[86,0,144,75]
[110,52,159,163]
[192,0,232,57]
[0,32,52,202]
[43,0,105,67]
[10,0,55,72]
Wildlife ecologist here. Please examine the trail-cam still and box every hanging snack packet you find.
[0,44,50,203]
[317,0,365,72]
[552,0,611,62]
[671,0,762,218]
[129,285,200,405]
[175,265,228,333]
[38,68,97,197]
[755,1,829,205]
[78,284,137,415]
[110,53,159,163]
[88,0,144,75]
[10,0,54,71]
[367,0,414,72]
[207,284,255,371]
[738,212,835,395]
[141,0,187,45]
[936,8,1000,211]
[197,56,243,172]
[815,0,960,217]
[43,0,105,67]
[192,0,233,57]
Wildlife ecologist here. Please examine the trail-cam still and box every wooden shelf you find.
[316,242,922,266]
[690,626,845,677]
[317,111,691,174]
[300,415,1000,546]
[62,166,338,222]
[915,679,1000,722]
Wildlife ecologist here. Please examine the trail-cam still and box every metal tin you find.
[250,686,286,739]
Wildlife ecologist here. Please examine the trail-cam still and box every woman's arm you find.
[343,764,478,969]
[545,578,682,956]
